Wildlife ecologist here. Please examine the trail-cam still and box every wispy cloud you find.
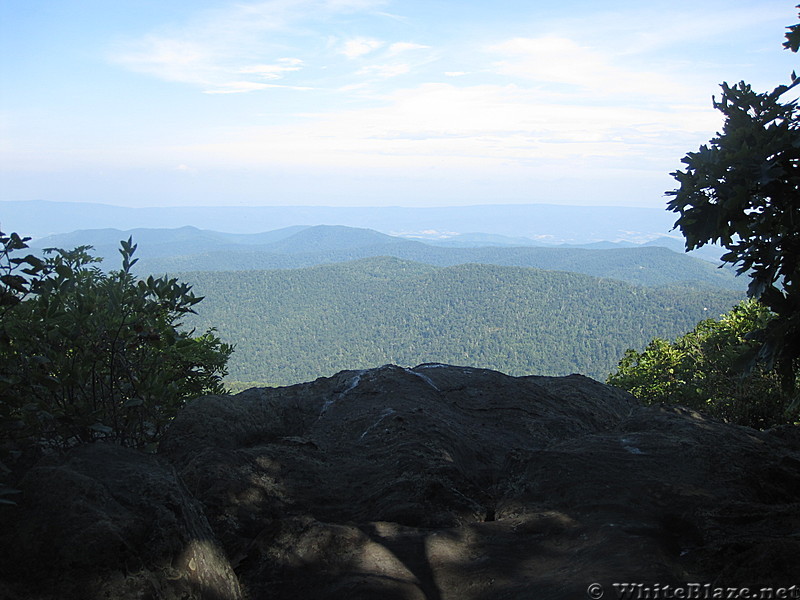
[202,81,314,94]
[63,2,784,195]
[488,36,686,101]
[110,0,387,93]
[173,80,720,176]
[237,58,304,79]
[355,63,410,79]
[387,42,429,56]
[100,2,747,162]
[113,36,217,86]
[343,41,435,87]
[339,37,385,59]
[110,1,436,94]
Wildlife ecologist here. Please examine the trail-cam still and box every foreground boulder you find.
[0,444,242,600]
[160,364,800,598]
[3,363,800,599]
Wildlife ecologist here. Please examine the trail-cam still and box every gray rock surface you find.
[3,364,800,599]
[0,444,242,600]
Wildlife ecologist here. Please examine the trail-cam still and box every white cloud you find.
[339,37,385,59]
[356,63,411,79]
[237,58,304,79]
[110,1,387,93]
[323,0,389,11]
[94,3,743,178]
[593,6,787,57]
[387,42,429,56]
[12,0,791,208]
[488,36,684,100]
[490,37,602,83]
[373,10,409,23]
[113,36,216,85]
[203,82,314,94]
[112,32,299,93]
[341,41,435,87]
[109,1,433,94]
[170,81,720,177]
[203,81,272,94]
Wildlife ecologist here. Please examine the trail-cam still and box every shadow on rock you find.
[4,364,800,599]
[0,444,242,600]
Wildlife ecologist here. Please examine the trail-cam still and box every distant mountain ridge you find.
[28,224,745,290]
[28,225,308,257]
[4,199,681,244]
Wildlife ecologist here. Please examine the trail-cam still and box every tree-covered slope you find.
[179,257,743,385]
[146,242,742,289]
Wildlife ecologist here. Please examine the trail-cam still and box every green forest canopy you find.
[177,257,743,387]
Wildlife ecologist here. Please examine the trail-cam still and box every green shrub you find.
[0,232,232,456]
[607,299,796,428]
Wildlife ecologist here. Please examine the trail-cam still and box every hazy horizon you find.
[2,1,797,209]
[1,197,685,210]
[1,198,676,236]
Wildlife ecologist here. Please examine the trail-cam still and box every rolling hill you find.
[30,224,745,290]
[177,257,744,386]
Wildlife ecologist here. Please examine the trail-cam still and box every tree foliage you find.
[665,9,800,412]
[607,300,792,428]
[0,231,232,461]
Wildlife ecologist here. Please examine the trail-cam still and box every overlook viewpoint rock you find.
[2,364,800,599]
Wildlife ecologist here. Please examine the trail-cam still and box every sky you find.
[1,0,798,209]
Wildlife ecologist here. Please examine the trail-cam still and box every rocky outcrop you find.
[2,363,800,599]
[0,444,242,600]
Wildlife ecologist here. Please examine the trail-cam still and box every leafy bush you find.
[607,300,795,428]
[0,231,232,457]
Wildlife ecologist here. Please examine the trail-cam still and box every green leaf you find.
[54,264,72,279]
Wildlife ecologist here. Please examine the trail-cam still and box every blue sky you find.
[1,0,797,208]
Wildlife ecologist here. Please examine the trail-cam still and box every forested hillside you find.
[145,241,741,289]
[178,257,743,386]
